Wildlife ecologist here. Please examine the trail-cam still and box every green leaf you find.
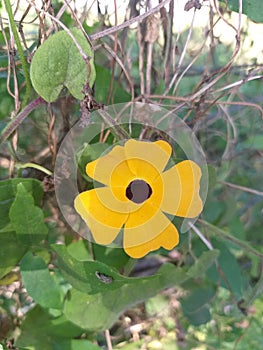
[63,262,187,331]
[92,243,131,270]
[62,287,132,332]
[207,240,243,298]
[67,239,131,271]
[30,28,96,102]
[53,340,101,350]
[219,0,263,23]
[52,244,158,294]
[182,305,211,326]
[67,239,91,261]
[242,134,263,150]
[94,65,131,104]
[187,250,220,279]
[47,315,85,338]
[181,285,216,314]
[9,183,48,242]
[15,306,86,350]
[0,231,27,279]
[16,307,54,350]
[0,178,43,230]
[20,252,63,309]
[0,180,42,276]
[203,198,225,223]
[181,284,216,326]
[53,245,191,331]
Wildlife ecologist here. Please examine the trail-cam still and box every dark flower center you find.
[126,179,152,204]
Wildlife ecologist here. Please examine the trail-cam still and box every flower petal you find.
[110,160,137,202]
[124,140,172,182]
[124,209,173,246]
[86,145,126,185]
[94,187,139,213]
[124,222,179,258]
[74,189,128,244]
[156,160,203,218]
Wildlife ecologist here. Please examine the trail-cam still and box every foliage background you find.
[0,0,263,349]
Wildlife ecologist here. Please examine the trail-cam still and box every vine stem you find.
[0,97,46,144]
[3,0,31,108]
[15,162,52,176]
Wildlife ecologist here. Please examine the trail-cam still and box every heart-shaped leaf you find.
[30,28,96,102]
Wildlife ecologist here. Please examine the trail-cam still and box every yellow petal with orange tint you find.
[124,221,179,258]
[74,189,128,244]
[110,160,137,202]
[157,160,203,218]
[93,186,140,214]
[86,145,126,185]
[124,139,172,181]
[124,209,172,246]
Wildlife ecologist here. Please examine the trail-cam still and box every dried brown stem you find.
[90,0,171,41]
[102,42,135,101]
[137,23,145,98]
[26,0,91,61]
[219,181,263,197]
[106,0,118,105]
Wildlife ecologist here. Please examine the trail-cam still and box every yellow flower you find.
[74,139,203,258]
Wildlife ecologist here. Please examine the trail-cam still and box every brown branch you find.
[106,0,118,105]
[26,0,91,61]
[90,0,172,41]
[137,23,145,98]
[143,94,263,120]
[0,97,46,144]
[219,181,263,197]
[102,42,135,101]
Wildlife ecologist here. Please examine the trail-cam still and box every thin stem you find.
[90,0,171,41]
[219,181,263,197]
[97,109,130,140]
[137,23,145,98]
[106,0,118,105]
[3,0,31,108]
[146,42,153,95]
[242,268,263,308]
[46,2,69,37]
[198,219,263,259]
[102,42,134,101]
[189,223,214,250]
[0,97,46,144]
[215,74,263,93]
[26,0,91,60]
[105,329,113,350]
[15,162,52,176]
[164,9,196,95]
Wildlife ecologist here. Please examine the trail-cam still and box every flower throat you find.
[126,179,152,204]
